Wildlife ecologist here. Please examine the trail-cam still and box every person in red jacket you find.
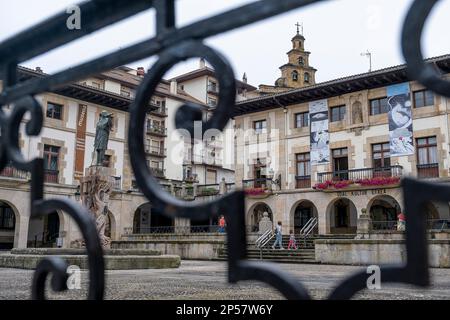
[218,215,226,233]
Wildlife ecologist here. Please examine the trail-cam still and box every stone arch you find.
[247,202,273,232]
[133,203,174,234]
[290,200,318,234]
[105,210,116,240]
[27,210,62,248]
[367,195,401,230]
[326,197,357,234]
[0,200,19,249]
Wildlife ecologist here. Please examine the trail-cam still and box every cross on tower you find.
[295,22,303,35]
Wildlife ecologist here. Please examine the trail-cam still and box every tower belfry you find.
[274,23,317,89]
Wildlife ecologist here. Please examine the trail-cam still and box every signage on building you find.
[309,99,330,165]
[387,83,414,157]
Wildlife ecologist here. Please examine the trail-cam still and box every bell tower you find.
[275,23,317,89]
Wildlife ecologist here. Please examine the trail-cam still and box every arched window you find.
[304,72,310,83]
[292,70,299,82]
[298,57,304,66]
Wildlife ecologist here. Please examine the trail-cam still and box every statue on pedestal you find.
[73,110,114,249]
[93,110,113,166]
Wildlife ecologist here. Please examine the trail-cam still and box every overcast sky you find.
[0,0,449,87]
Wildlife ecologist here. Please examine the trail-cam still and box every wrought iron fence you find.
[0,0,446,301]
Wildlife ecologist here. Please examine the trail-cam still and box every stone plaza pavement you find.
[1,260,450,300]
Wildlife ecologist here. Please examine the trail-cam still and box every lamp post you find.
[360,50,372,72]
[74,185,81,202]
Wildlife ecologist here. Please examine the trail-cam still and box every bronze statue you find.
[94,111,113,166]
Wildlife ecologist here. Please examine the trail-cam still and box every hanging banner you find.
[309,99,330,165]
[387,83,414,156]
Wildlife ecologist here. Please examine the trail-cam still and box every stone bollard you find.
[355,208,371,239]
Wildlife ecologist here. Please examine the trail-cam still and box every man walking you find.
[272,221,284,250]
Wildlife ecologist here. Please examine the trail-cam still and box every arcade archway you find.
[291,200,318,234]
[27,211,61,248]
[248,202,273,233]
[133,203,174,234]
[327,198,357,234]
[0,201,17,249]
[368,195,401,230]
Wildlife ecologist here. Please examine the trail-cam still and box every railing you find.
[146,125,167,136]
[43,169,59,184]
[207,84,219,94]
[317,165,403,183]
[242,178,271,190]
[371,220,398,231]
[146,146,166,157]
[0,165,29,180]
[112,176,121,190]
[299,217,318,245]
[150,104,167,116]
[255,229,275,257]
[417,163,439,178]
[149,168,165,178]
[428,219,450,231]
[32,231,59,248]
[295,175,311,189]
[134,226,175,234]
[184,174,198,183]
[371,219,450,231]
[197,184,220,196]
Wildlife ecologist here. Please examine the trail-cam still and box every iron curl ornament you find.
[0,0,446,299]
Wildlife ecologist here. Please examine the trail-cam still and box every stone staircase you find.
[218,234,355,264]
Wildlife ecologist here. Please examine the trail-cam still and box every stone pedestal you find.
[258,212,273,235]
[355,209,371,240]
[78,165,114,248]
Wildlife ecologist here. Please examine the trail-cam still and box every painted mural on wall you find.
[310,99,330,165]
[387,83,414,156]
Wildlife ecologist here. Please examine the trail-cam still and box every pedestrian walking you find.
[287,230,297,250]
[272,221,284,250]
[218,215,226,233]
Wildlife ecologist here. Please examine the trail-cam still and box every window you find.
[332,148,348,180]
[43,145,60,183]
[372,143,391,168]
[120,86,131,97]
[0,202,14,230]
[91,81,103,89]
[253,120,267,134]
[46,102,63,120]
[298,57,305,66]
[330,105,346,122]
[413,90,434,108]
[296,153,310,177]
[370,97,389,115]
[295,112,309,128]
[208,80,218,93]
[292,71,299,82]
[304,72,310,83]
[416,136,439,178]
[417,137,437,165]
[207,97,217,107]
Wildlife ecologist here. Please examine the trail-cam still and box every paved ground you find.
[1,260,450,300]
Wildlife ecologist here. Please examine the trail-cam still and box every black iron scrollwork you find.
[0,0,445,300]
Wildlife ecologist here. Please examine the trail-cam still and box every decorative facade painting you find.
[309,99,330,165]
[387,83,414,156]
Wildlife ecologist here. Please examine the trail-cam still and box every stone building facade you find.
[235,54,450,235]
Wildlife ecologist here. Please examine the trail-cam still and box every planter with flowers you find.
[244,187,272,198]
[313,176,400,192]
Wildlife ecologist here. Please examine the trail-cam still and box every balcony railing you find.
[146,125,167,136]
[150,105,167,116]
[317,166,403,183]
[417,163,439,178]
[371,219,450,231]
[184,174,198,183]
[149,167,165,178]
[44,169,59,184]
[146,146,166,157]
[0,166,29,180]
[242,178,271,190]
[207,84,219,94]
[197,184,220,196]
[295,175,311,189]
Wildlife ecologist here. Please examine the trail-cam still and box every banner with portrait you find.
[387,83,414,157]
[309,99,330,165]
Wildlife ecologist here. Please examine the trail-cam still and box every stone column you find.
[181,181,186,198]
[356,208,371,239]
[15,214,29,249]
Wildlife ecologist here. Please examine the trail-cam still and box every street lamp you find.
[360,50,372,72]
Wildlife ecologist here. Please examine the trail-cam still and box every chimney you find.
[137,67,145,77]
[35,67,43,73]
[170,80,178,94]
[242,72,247,83]
[199,58,206,69]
